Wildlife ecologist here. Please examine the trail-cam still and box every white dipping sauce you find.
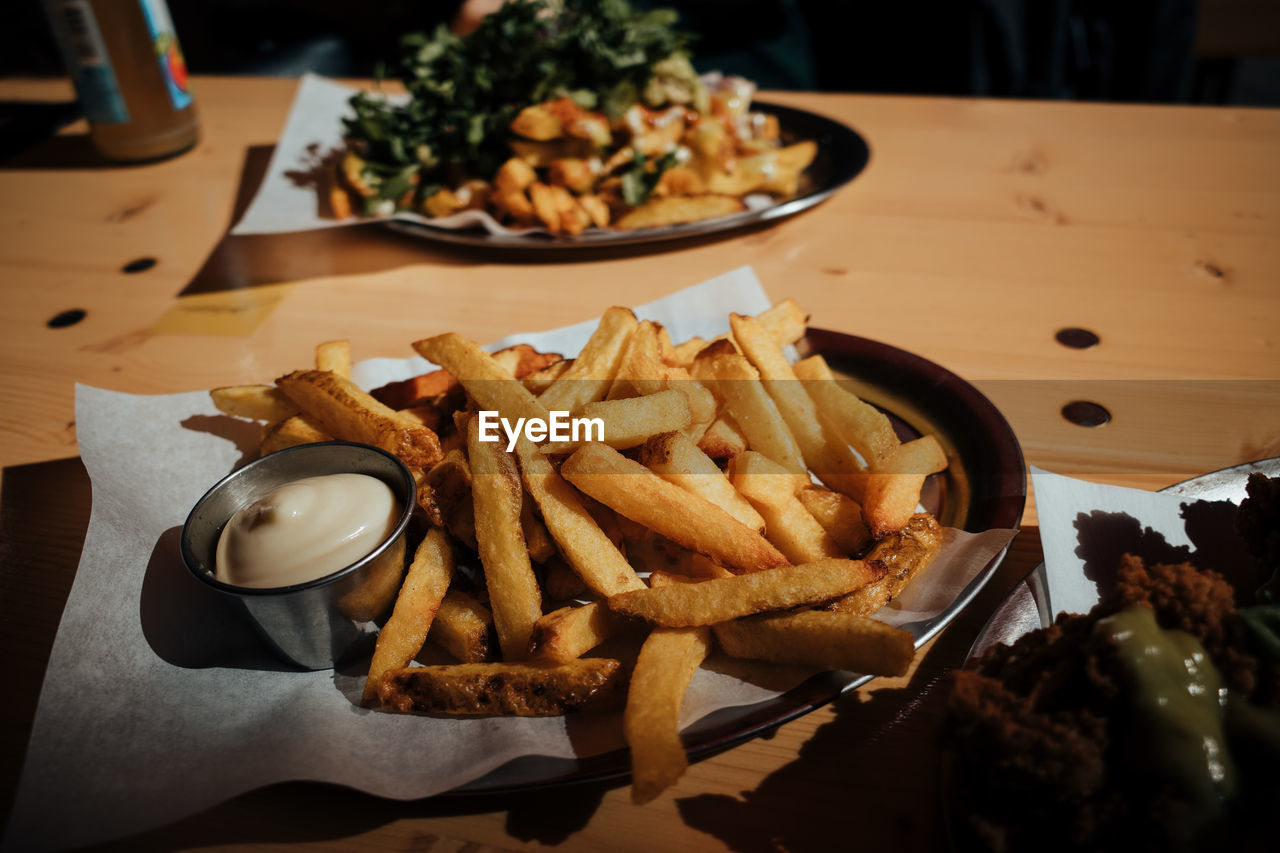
[215,473,400,588]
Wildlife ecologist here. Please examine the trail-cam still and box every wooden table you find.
[1,76,1277,851]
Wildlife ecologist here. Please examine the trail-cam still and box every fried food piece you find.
[517,439,646,597]
[258,412,331,455]
[528,601,628,664]
[730,451,843,564]
[468,417,541,661]
[791,354,898,469]
[825,513,943,615]
[538,306,638,413]
[608,559,883,627]
[427,589,494,663]
[560,443,789,573]
[613,195,745,230]
[797,486,871,556]
[713,610,914,676]
[275,370,443,467]
[691,345,806,476]
[541,390,692,454]
[637,431,765,533]
[378,659,626,716]
[363,527,454,704]
[626,626,712,804]
[730,314,865,497]
[211,385,298,422]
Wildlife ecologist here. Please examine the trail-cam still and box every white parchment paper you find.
[4,269,1016,851]
[1030,465,1268,618]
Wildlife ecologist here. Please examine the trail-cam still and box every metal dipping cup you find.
[180,442,416,670]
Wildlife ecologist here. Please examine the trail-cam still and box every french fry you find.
[541,389,691,454]
[516,438,646,597]
[713,610,914,676]
[560,443,789,573]
[363,527,454,705]
[625,626,712,804]
[468,417,542,660]
[275,370,443,467]
[791,354,898,468]
[859,439,948,537]
[538,306,643,414]
[638,432,765,533]
[378,659,626,716]
[528,601,627,664]
[755,298,809,348]
[729,314,864,495]
[614,195,745,230]
[607,559,883,627]
[211,385,298,423]
[418,448,472,530]
[523,359,573,394]
[521,500,557,563]
[798,487,871,556]
[427,589,494,663]
[258,412,331,455]
[412,333,552,426]
[696,414,747,461]
[825,513,943,615]
[691,347,807,476]
[730,451,842,565]
[315,339,352,377]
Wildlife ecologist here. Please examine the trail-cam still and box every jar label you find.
[46,0,130,124]
[138,0,193,111]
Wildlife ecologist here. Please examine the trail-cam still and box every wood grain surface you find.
[1,76,1277,851]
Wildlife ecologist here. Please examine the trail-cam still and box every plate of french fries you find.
[209,298,1024,803]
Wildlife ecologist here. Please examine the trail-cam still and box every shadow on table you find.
[0,456,93,835]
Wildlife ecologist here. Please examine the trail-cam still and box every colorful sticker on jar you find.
[138,0,193,111]
[45,0,130,124]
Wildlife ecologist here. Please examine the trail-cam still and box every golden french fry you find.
[468,417,541,661]
[730,451,842,565]
[625,626,712,804]
[259,412,331,456]
[825,513,943,615]
[860,474,927,538]
[614,195,745,230]
[521,500,557,563]
[315,339,352,377]
[607,559,882,627]
[427,589,494,663]
[638,432,765,533]
[560,443,789,573]
[363,527,453,705]
[417,449,474,547]
[538,306,638,413]
[528,601,627,664]
[797,487,871,556]
[729,314,864,495]
[516,438,646,597]
[378,659,626,716]
[713,610,913,676]
[211,385,299,422]
[412,333,552,426]
[541,389,691,454]
[755,298,809,348]
[275,370,443,467]
[696,414,747,461]
[791,354,898,468]
[691,347,807,476]
[523,359,573,394]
